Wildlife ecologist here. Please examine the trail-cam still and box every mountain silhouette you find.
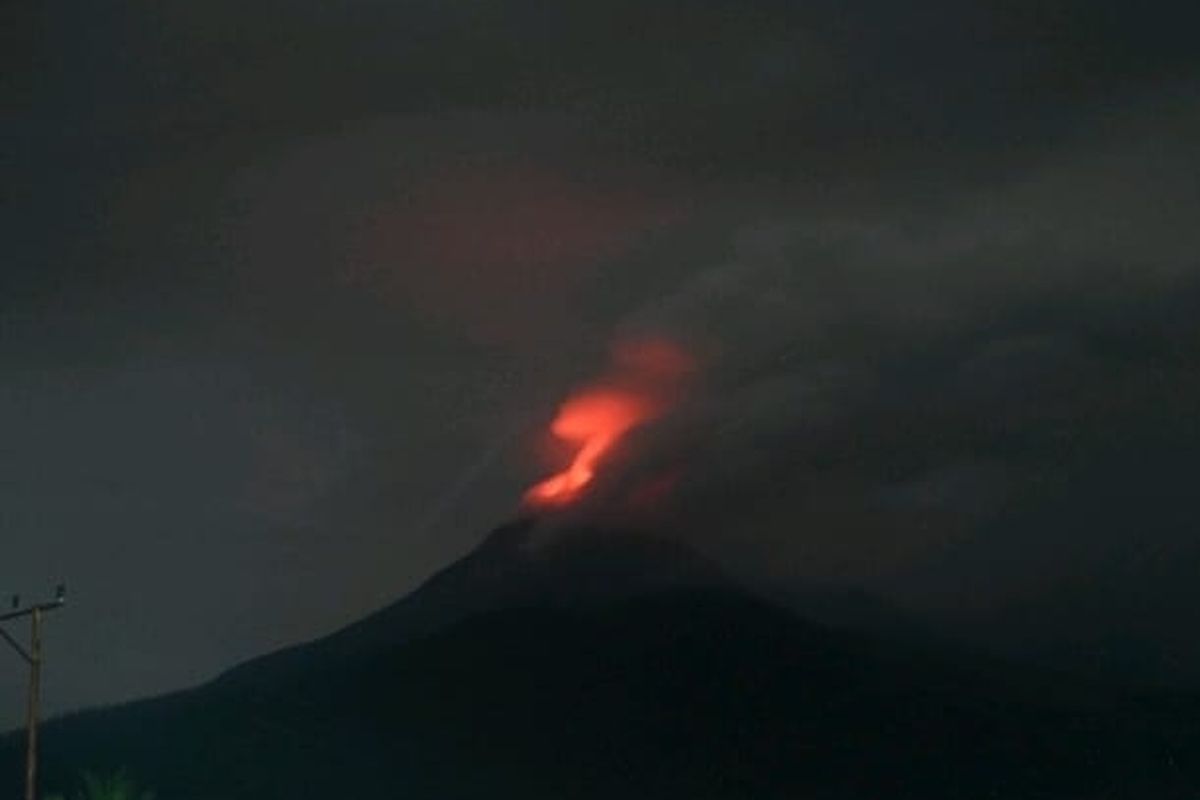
[3,518,1198,798]
[216,516,728,686]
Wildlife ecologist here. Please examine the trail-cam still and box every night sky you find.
[4,1,1199,728]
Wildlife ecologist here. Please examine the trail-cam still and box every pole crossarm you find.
[0,625,33,665]
[0,600,64,624]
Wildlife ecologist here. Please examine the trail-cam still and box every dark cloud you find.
[572,95,1200,669]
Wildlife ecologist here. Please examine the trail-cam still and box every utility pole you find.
[1,585,66,800]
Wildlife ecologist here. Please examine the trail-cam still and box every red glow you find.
[524,337,694,509]
[611,338,695,381]
[524,389,654,507]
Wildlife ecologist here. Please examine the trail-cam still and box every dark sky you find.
[4,1,1199,726]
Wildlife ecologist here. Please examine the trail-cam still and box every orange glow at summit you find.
[524,389,653,506]
[524,338,695,508]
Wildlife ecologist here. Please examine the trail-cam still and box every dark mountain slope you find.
[3,522,1198,798]
[215,516,727,686]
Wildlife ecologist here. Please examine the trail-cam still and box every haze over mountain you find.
[5,518,1197,799]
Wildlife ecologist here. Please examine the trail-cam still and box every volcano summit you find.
[4,518,1198,799]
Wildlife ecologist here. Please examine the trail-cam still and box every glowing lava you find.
[524,337,694,509]
[524,389,654,507]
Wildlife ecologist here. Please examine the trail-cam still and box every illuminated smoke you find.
[524,338,693,508]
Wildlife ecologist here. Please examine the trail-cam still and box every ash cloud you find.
[580,97,1200,683]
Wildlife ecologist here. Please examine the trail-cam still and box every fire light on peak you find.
[524,389,653,507]
[523,337,694,509]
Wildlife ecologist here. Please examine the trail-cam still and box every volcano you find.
[3,519,1198,799]
[215,516,728,686]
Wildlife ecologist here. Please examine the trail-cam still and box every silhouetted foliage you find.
[45,768,155,800]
